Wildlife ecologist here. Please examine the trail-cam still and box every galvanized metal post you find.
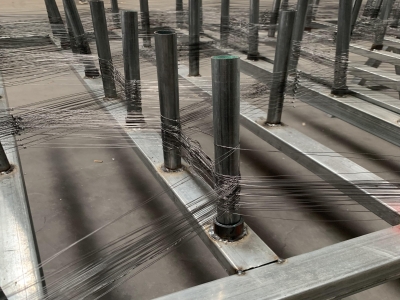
[247,0,260,60]
[110,0,120,29]
[332,0,352,96]
[267,10,296,124]
[212,55,244,241]
[155,30,182,171]
[305,0,314,29]
[0,142,11,172]
[220,0,230,47]
[140,0,151,47]
[122,10,142,119]
[90,0,118,98]
[288,0,310,71]
[189,0,201,76]
[44,0,69,49]
[269,0,282,37]
[63,0,99,77]
[363,0,375,16]
[351,0,363,34]
[371,0,383,18]
[176,0,184,28]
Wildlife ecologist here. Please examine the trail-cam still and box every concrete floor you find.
[3,0,400,299]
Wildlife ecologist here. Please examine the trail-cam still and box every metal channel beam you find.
[177,64,400,226]
[69,64,278,275]
[237,54,400,148]
[350,44,400,65]
[156,225,400,300]
[384,37,400,49]
[350,64,400,90]
[0,74,44,299]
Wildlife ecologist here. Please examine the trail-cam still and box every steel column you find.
[288,0,310,71]
[332,0,352,96]
[189,0,201,76]
[363,0,375,16]
[155,31,182,171]
[0,142,10,172]
[44,0,69,49]
[140,0,151,47]
[110,0,120,28]
[351,0,363,34]
[220,0,230,47]
[211,55,244,241]
[247,0,260,60]
[90,0,118,98]
[176,0,184,28]
[281,0,289,10]
[267,10,296,124]
[63,0,99,77]
[371,0,384,18]
[268,0,282,37]
[122,10,142,119]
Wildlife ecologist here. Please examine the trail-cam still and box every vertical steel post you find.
[220,0,230,47]
[248,0,260,60]
[312,0,320,20]
[351,0,363,34]
[288,0,310,71]
[63,0,99,77]
[189,0,201,76]
[155,31,182,171]
[0,142,11,172]
[64,13,79,53]
[332,0,352,96]
[267,10,296,124]
[363,0,375,16]
[90,0,118,98]
[140,0,151,47]
[176,0,184,28]
[199,0,203,33]
[44,0,69,49]
[122,10,142,119]
[281,0,289,10]
[212,55,244,241]
[110,0,120,29]
[371,0,384,18]
[269,0,282,37]
[305,0,314,29]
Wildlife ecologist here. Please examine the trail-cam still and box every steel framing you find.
[4,0,400,299]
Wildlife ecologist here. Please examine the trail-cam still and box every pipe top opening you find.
[212,55,239,60]
[155,30,176,35]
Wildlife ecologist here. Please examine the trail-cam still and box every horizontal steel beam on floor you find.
[0,73,44,299]
[70,64,278,275]
[178,64,400,226]
[156,225,400,300]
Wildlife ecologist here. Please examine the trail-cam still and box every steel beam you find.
[0,73,44,299]
[156,225,400,299]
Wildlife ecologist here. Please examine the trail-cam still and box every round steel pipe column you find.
[111,0,120,29]
[220,0,230,48]
[44,0,69,49]
[0,142,11,172]
[247,0,260,60]
[189,0,201,76]
[155,31,182,171]
[176,0,184,28]
[90,0,118,98]
[140,0,151,47]
[63,0,99,77]
[268,0,282,37]
[267,10,296,124]
[122,10,142,118]
[212,55,244,241]
[288,0,310,71]
[351,0,363,34]
[331,0,352,96]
